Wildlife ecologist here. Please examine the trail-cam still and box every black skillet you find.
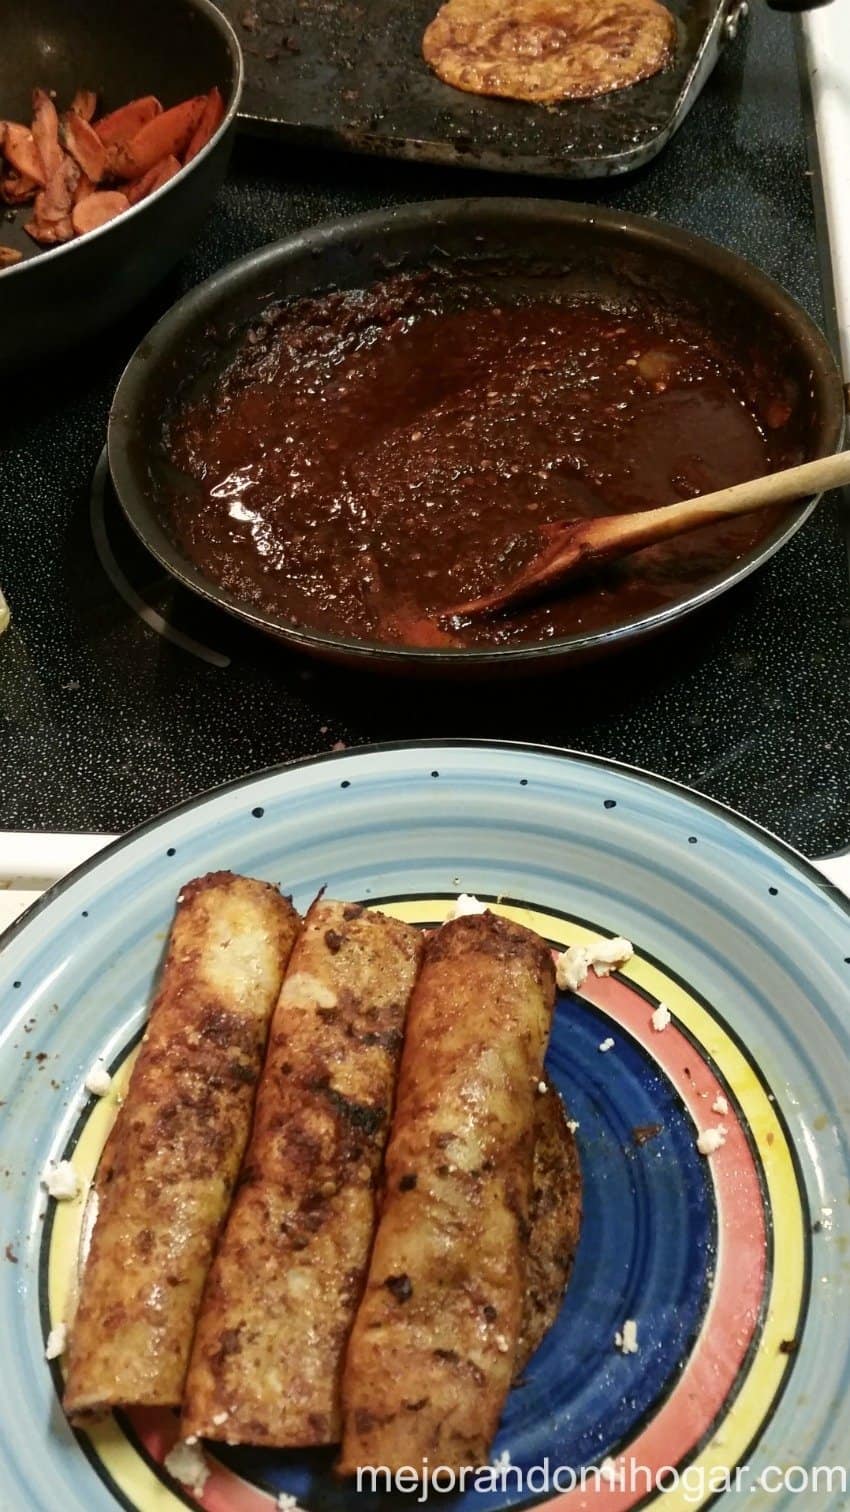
[107,199,845,678]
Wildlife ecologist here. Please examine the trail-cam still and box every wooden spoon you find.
[446,452,850,621]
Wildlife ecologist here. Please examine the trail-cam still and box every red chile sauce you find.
[166,272,802,649]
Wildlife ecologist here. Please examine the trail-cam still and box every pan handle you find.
[721,0,748,40]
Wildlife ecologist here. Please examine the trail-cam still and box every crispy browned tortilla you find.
[64,873,300,1417]
[339,911,558,1473]
[422,0,676,104]
[517,1081,582,1375]
[181,899,424,1448]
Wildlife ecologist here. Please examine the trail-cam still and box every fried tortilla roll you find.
[64,872,300,1417]
[339,910,556,1475]
[181,898,424,1447]
[515,1082,582,1375]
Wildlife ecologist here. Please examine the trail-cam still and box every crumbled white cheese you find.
[566,1119,580,1133]
[586,936,634,977]
[491,1450,512,1471]
[494,1333,510,1354]
[651,1002,671,1032]
[447,893,489,920]
[598,1037,615,1053]
[45,1323,67,1360]
[164,1440,210,1495]
[697,1125,728,1156]
[84,1061,112,1097]
[277,1495,302,1512]
[712,1093,729,1116]
[555,934,633,992]
[555,944,590,992]
[212,1410,229,1426]
[42,1161,79,1200]
[615,1318,639,1354]
[600,1456,624,1487]
[537,1080,547,1094]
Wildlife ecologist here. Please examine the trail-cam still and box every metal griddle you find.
[219,0,746,177]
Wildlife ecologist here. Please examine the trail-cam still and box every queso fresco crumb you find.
[697,1125,727,1156]
[163,1440,209,1495]
[555,935,634,992]
[615,1318,639,1354]
[44,1323,67,1360]
[85,1060,112,1097]
[446,893,489,920]
[42,1161,79,1200]
[651,1002,671,1031]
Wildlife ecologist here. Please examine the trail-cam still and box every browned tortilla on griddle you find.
[422,0,676,104]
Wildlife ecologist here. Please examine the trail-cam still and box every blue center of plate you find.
[212,987,716,1510]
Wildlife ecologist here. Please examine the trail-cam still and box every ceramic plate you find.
[1,741,849,1512]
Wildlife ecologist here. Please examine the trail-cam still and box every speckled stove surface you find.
[1,4,849,853]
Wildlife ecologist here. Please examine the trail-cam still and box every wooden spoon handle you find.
[601,450,850,548]
[448,449,850,620]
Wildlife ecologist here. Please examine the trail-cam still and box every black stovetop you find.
[1,4,849,855]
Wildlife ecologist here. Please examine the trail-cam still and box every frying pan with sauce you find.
[108,199,844,677]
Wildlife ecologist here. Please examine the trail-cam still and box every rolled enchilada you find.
[63,871,300,1416]
[181,898,424,1446]
[339,909,556,1473]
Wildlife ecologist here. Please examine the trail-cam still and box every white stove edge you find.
[0,833,117,935]
[0,831,847,936]
[802,6,850,380]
